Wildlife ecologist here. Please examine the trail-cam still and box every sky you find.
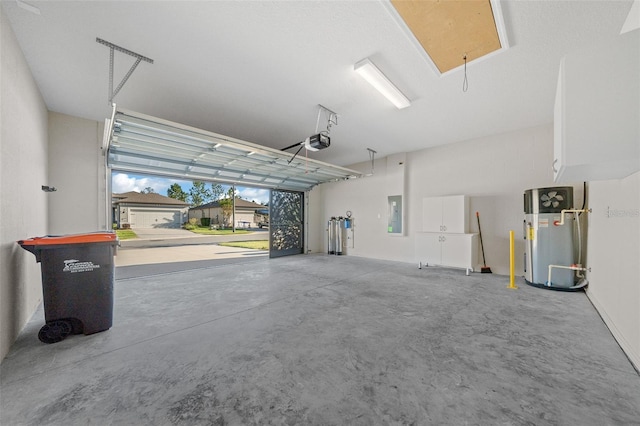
[111,172,270,205]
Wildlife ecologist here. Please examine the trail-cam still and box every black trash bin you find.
[18,232,118,344]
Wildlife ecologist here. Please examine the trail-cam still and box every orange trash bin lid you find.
[18,232,117,246]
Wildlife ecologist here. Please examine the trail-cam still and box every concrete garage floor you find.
[1,255,640,425]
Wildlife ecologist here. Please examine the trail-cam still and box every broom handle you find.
[476,211,487,267]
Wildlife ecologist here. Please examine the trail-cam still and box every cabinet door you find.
[554,31,639,182]
[415,233,442,265]
[422,197,443,232]
[442,196,468,233]
[441,234,477,270]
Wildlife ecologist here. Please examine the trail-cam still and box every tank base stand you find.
[38,320,73,344]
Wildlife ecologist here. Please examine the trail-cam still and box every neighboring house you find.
[189,198,267,228]
[113,192,190,229]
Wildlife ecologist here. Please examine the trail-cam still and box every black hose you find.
[524,280,586,292]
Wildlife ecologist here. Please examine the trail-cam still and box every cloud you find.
[112,172,270,204]
[111,173,191,195]
[238,187,270,204]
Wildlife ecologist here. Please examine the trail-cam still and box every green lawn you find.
[188,227,252,235]
[115,229,137,240]
[219,241,269,250]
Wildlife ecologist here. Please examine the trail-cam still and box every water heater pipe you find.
[553,208,591,226]
[547,264,588,287]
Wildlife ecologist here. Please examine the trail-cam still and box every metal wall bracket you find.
[367,148,377,175]
[96,38,154,104]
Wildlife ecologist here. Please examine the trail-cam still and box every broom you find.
[476,211,492,273]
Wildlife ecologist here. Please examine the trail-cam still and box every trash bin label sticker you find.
[63,259,100,273]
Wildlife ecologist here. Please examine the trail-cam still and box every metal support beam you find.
[97,38,153,104]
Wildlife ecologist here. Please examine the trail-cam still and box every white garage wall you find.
[311,124,640,369]
[0,9,49,361]
[586,172,640,369]
[48,112,107,234]
[312,124,585,276]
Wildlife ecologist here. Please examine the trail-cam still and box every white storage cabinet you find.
[417,195,478,272]
[422,195,469,233]
[554,31,639,182]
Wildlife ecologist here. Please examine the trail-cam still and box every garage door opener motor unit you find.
[523,186,589,291]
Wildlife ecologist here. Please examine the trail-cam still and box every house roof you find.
[113,192,190,206]
[191,198,266,210]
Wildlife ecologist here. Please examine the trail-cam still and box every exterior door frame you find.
[269,189,305,258]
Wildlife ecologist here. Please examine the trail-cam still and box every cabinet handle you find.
[552,159,558,173]
[443,225,447,232]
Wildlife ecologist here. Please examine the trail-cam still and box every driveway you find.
[115,227,270,276]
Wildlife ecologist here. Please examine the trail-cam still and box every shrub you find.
[183,217,199,230]
[201,217,211,227]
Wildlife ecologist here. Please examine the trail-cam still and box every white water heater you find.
[524,186,575,288]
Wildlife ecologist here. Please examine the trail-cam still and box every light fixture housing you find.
[354,58,411,109]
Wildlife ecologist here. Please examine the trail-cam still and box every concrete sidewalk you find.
[116,244,267,267]
[115,244,268,279]
[115,228,269,278]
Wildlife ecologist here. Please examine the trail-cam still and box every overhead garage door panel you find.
[105,107,360,192]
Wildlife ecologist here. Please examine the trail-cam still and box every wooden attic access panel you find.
[391,0,502,73]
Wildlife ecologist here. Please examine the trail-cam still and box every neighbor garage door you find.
[130,209,182,228]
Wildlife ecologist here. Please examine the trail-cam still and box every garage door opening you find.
[111,171,272,273]
[103,106,359,272]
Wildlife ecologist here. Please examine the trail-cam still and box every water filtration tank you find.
[328,217,337,254]
[327,217,344,255]
[328,216,351,255]
[524,186,575,288]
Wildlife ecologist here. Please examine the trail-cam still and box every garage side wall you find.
[586,171,640,370]
[48,112,107,234]
[312,124,583,275]
[0,10,49,361]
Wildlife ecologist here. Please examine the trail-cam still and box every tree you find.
[211,183,224,201]
[217,186,239,227]
[167,183,188,202]
[189,181,212,206]
[219,198,233,227]
[225,186,237,199]
[141,186,156,194]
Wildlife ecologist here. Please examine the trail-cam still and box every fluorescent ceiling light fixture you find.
[354,58,411,109]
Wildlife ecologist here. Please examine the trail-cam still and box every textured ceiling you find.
[2,0,634,167]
